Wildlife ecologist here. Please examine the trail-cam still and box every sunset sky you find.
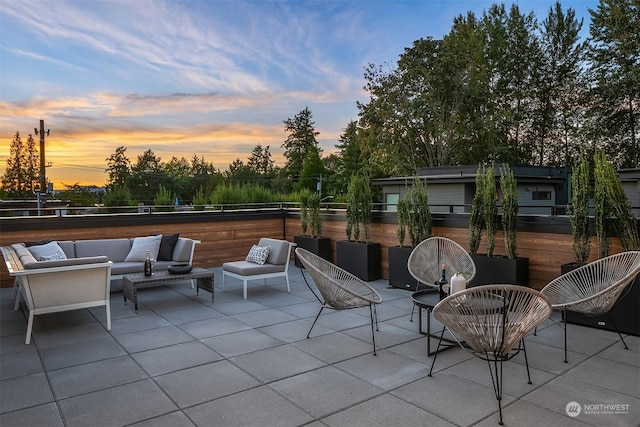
[0,0,597,188]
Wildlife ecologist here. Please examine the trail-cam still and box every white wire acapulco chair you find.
[431,285,552,426]
[295,247,383,355]
[540,251,640,363]
[407,237,476,321]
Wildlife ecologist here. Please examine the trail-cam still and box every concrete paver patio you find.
[1,266,638,426]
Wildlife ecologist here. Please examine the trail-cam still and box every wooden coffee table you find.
[123,267,214,313]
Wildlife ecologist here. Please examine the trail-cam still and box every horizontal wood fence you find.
[1,209,625,290]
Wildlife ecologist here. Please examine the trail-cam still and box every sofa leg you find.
[14,285,22,312]
[243,280,248,299]
[25,311,34,345]
[222,273,226,291]
[106,301,112,331]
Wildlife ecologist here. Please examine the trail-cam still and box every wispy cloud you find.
[0,0,597,187]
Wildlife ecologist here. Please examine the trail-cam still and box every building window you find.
[386,193,399,212]
[532,190,551,201]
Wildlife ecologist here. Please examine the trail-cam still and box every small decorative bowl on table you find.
[168,264,193,274]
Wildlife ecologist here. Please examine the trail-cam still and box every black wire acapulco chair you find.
[430,285,552,425]
[295,247,383,355]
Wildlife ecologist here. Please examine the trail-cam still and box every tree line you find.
[1,0,637,205]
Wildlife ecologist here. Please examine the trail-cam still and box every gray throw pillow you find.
[27,241,67,261]
[125,235,162,262]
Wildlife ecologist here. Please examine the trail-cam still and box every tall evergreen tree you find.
[105,146,131,191]
[282,107,320,182]
[1,132,39,197]
[295,144,325,193]
[587,0,640,168]
[530,1,586,166]
[128,149,168,203]
[247,144,274,175]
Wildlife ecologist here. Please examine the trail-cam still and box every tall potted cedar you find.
[562,155,591,274]
[336,172,380,281]
[389,178,432,290]
[470,164,529,287]
[294,191,331,267]
[567,151,640,334]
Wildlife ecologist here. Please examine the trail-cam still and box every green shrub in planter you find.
[500,164,518,259]
[396,178,431,248]
[299,189,311,236]
[346,172,373,244]
[469,163,496,255]
[594,151,639,256]
[568,156,591,265]
[396,198,409,247]
[307,192,322,238]
[483,164,498,257]
[405,177,432,247]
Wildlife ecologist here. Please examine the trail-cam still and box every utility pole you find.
[34,120,49,214]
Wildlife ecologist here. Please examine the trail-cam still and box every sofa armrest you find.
[19,257,111,275]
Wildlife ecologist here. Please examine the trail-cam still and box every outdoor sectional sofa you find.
[1,235,200,344]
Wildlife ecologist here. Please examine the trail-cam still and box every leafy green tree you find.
[482,4,538,164]
[318,153,340,198]
[224,158,258,184]
[333,121,362,194]
[105,146,131,191]
[247,144,274,175]
[56,183,99,207]
[163,156,191,200]
[192,186,210,210]
[187,155,221,201]
[103,185,133,212]
[1,132,39,197]
[282,107,320,182]
[128,149,168,203]
[153,184,175,211]
[295,144,324,193]
[530,2,587,166]
[587,0,640,168]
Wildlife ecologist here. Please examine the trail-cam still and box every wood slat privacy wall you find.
[1,210,626,289]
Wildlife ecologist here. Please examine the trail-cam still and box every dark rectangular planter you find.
[336,240,380,282]
[388,246,431,291]
[562,263,640,336]
[293,235,332,268]
[469,254,529,287]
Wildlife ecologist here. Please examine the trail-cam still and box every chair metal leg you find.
[373,304,379,331]
[606,313,629,350]
[409,280,420,322]
[520,339,532,384]
[369,304,377,356]
[428,326,447,376]
[486,355,505,425]
[563,307,568,363]
[307,306,324,338]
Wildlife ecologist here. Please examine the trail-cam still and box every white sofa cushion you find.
[125,235,162,262]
